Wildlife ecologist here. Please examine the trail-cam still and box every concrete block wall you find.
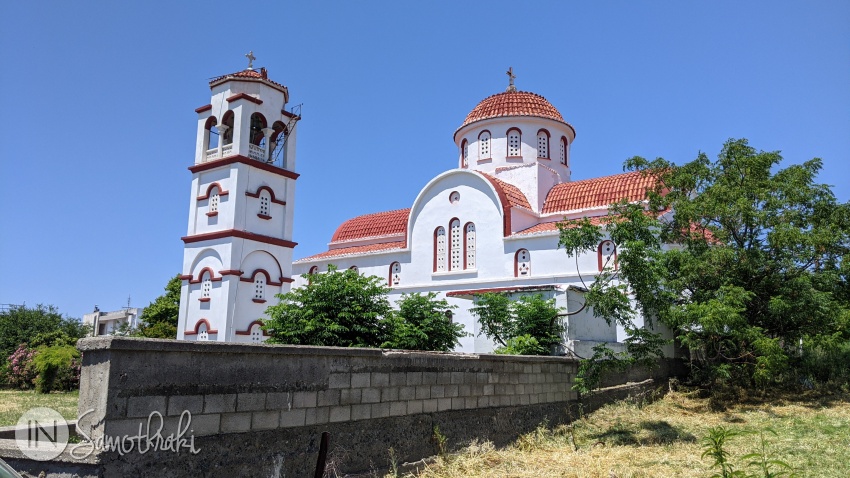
[75,337,577,443]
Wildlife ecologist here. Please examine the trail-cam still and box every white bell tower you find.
[177,54,300,343]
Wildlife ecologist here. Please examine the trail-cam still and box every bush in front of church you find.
[381,292,467,352]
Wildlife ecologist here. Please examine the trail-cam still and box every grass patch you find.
[399,389,850,478]
[0,389,79,426]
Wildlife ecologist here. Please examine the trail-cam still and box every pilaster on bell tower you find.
[178,53,301,343]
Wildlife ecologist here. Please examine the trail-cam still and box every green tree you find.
[469,293,563,355]
[0,304,88,363]
[559,138,850,390]
[136,275,181,339]
[382,292,466,352]
[264,265,392,347]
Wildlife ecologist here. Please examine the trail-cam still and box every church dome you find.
[459,91,565,129]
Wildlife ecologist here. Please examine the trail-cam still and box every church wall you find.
[191,168,235,235]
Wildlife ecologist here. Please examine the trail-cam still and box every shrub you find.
[32,345,81,393]
[5,344,38,389]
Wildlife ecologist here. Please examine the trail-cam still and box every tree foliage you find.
[559,138,850,390]
[264,267,468,351]
[264,265,392,347]
[0,304,89,363]
[136,274,181,339]
[469,293,563,355]
[382,293,465,352]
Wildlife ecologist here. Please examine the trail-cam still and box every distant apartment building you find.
[83,307,140,336]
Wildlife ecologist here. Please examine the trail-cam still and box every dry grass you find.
[395,389,850,478]
[0,389,79,426]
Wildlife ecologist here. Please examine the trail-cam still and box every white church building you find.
[178,61,664,356]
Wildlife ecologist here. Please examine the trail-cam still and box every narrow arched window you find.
[221,111,235,146]
[209,189,220,214]
[559,137,567,165]
[479,131,491,159]
[515,249,530,277]
[450,219,462,271]
[250,323,263,343]
[201,271,212,299]
[598,240,617,271]
[249,113,267,146]
[349,265,359,274]
[434,227,447,272]
[461,140,469,168]
[389,262,401,286]
[537,130,549,159]
[308,266,318,284]
[205,116,219,152]
[464,222,476,269]
[507,128,521,157]
[259,190,271,217]
[198,322,209,341]
[253,275,265,301]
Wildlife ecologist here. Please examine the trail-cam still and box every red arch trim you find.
[597,241,618,271]
[514,249,529,278]
[245,185,286,205]
[189,267,223,284]
[197,182,230,201]
[235,320,269,336]
[239,268,292,286]
[184,318,219,335]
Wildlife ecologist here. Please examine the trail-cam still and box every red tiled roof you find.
[485,175,532,209]
[296,241,405,262]
[512,217,609,237]
[330,208,410,243]
[542,171,656,214]
[209,68,288,94]
[460,91,564,128]
[446,285,559,298]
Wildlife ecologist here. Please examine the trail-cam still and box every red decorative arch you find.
[245,185,286,205]
[239,268,289,286]
[184,318,219,336]
[197,182,230,201]
[514,249,530,277]
[189,267,222,284]
[235,320,269,336]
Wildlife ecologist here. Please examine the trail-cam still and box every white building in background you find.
[83,307,140,336]
[293,74,670,357]
[177,59,300,343]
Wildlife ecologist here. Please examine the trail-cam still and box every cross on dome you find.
[245,51,256,70]
[506,67,517,92]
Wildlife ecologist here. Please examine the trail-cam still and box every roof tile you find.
[460,91,564,128]
[330,208,410,243]
[485,175,532,209]
[543,171,655,214]
[296,241,405,262]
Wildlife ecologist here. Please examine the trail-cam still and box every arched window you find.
[253,274,265,301]
[389,262,401,286]
[250,323,263,343]
[309,266,319,275]
[464,222,476,269]
[537,130,549,159]
[209,186,220,214]
[598,240,617,271]
[221,111,235,146]
[450,219,462,271]
[198,322,209,341]
[479,131,491,159]
[204,116,219,152]
[349,265,359,274]
[259,190,271,217]
[461,140,469,168]
[201,271,212,299]
[270,121,287,165]
[434,227,447,272]
[559,137,567,165]
[249,113,268,146]
[515,249,530,277]
[507,128,522,157]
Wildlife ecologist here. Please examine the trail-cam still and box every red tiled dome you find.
[208,68,288,95]
[459,91,565,129]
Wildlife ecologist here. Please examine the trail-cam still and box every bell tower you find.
[177,54,300,343]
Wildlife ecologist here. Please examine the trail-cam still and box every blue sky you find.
[1,1,848,320]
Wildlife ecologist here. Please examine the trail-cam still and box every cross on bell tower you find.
[245,50,256,70]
